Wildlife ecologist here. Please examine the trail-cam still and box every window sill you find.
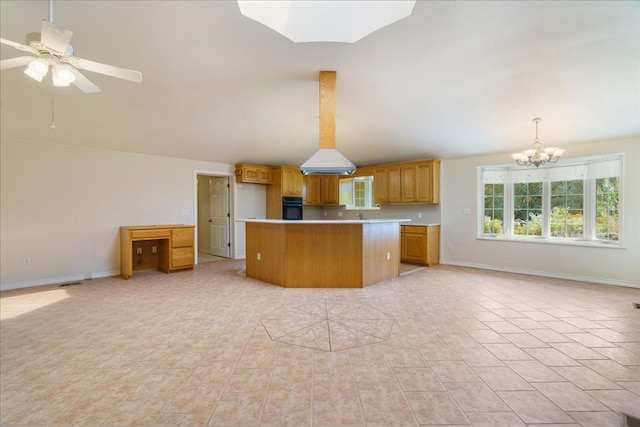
[477,235,624,249]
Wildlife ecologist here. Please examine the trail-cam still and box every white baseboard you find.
[1,270,120,292]
[441,259,640,289]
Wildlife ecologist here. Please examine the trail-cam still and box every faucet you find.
[355,212,364,220]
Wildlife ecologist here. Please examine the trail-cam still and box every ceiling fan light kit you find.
[51,63,75,87]
[511,118,565,168]
[1,0,142,93]
[23,56,49,81]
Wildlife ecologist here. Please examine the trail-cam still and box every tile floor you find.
[1,260,639,426]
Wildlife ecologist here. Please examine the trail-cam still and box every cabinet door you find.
[387,166,402,203]
[235,164,272,184]
[257,167,272,184]
[320,176,339,204]
[404,233,427,262]
[401,165,417,202]
[282,167,303,196]
[303,175,321,205]
[416,161,435,203]
[400,225,428,264]
[374,168,387,203]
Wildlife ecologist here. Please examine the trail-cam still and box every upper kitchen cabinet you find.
[373,167,388,204]
[304,175,339,205]
[234,163,272,184]
[267,166,304,219]
[373,159,440,204]
[278,166,303,196]
[415,160,440,203]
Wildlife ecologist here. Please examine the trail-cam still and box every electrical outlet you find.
[257,252,261,260]
[136,247,142,255]
[24,257,31,264]
[337,211,343,217]
[418,212,422,218]
[386,252,391,260]
[463,208,470,215]
[152,246,157,253]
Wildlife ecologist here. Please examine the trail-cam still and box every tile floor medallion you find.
[261,300,395,351]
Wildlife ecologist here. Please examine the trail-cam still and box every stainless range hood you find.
[300,71,356,176]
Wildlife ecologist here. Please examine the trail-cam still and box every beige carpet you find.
[1,260,639,426]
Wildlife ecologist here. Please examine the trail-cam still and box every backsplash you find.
[305,203,441,225]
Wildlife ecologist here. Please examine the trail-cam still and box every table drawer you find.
[172,228,194,247]
[130,229,171,240]
[171,247,194,268]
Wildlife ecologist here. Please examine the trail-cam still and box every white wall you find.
[233,182,267,259]
[1,138,236,290]
[3,136,637,290]
[440,136,640,287]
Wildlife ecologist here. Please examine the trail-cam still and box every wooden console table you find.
[120,224,195,279]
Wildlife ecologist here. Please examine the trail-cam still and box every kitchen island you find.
[239,219,410,288]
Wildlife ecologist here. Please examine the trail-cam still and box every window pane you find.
[514,183,527,195]
[513,182,543,236]
[529,196,542,209]
[549,179,584,238]
[596,177,619,241]
[483,183,504,235]
[529,182,542,195]
[353,181,365,208]
[567,180,583,194]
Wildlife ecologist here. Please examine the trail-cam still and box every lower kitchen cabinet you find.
[400,224,440,266]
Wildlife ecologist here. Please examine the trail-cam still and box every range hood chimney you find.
[300,71,356,176]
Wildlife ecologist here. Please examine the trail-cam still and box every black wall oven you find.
[282,196,303,220]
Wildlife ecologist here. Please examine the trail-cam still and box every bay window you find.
[479,155,623,245]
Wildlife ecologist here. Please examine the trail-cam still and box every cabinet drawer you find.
[401,225,427,234]
[172,228,194,247]
[171,247,194,268]
[130,229,171,240]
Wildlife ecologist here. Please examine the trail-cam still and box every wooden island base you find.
[242,219,407,288]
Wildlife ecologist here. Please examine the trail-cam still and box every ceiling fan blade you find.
[0,56,35,71]
[40,20,73,53]
[68,67,101,93]
[71,57,142,83]
[0,37,38,54]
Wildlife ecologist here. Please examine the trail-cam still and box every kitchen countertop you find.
[237,218,412,224]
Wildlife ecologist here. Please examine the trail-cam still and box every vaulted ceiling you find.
[1,1,638,168]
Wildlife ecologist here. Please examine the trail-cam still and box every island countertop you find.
[237,218,412,224]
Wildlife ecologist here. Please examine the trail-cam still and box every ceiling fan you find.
[0,0,142,93]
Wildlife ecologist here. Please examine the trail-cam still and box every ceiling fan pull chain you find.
[50,96,56,130]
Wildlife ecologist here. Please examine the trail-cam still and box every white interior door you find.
[209,177,230,257]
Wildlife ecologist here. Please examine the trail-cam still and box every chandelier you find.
[511,118,564,168]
